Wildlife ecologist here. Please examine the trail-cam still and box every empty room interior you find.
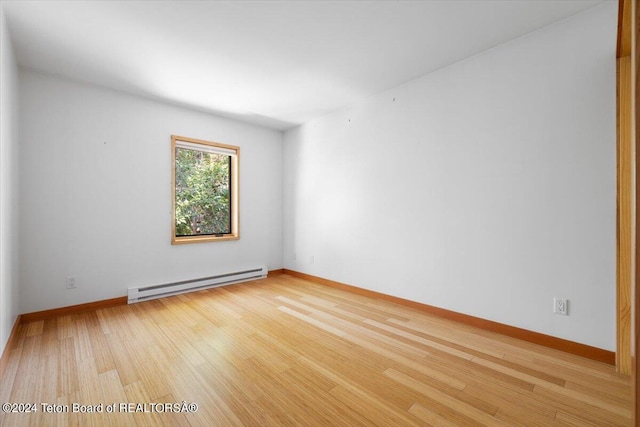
[1,1,639,426]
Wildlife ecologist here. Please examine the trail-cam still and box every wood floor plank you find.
[77,370,109,426]
[151,393,192,427]
[98,369,136,427]
[533,384,632,426]
[277,296,432,360]
[24,321,43,337]
[407,401,462,427]
[103,332,142,387]
[0,274,632,426]
[0,346,23,426]
[472,356,631,417]
[463,382,558,423]
[9,335,44,408]
[124,381,173,427]
[385,368,511,426]
[554,410,605,426]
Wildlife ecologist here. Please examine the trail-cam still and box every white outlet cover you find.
[553,297,568,315]
[66,276,77,289]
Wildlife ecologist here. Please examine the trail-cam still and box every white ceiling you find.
[3,0,606,130]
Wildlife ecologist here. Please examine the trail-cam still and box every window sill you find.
[172,234,239,245]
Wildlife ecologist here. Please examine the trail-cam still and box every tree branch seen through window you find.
[171,135,239,244]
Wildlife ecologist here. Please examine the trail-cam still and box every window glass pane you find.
[174,147,231,236]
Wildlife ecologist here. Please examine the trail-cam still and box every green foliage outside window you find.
[174,148,231,236]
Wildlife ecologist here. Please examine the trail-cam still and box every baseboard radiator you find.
[127,266,267,304]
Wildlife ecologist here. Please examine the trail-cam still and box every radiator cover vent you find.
[128,266,267,304]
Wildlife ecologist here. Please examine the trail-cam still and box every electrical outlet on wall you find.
[66,276,77,289]
[553,297,568,315]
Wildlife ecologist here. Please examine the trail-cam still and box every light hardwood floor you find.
[0,275,632,426]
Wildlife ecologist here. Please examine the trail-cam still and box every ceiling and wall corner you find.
[2,0,606,130]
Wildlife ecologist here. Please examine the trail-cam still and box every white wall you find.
[0,5,20,354]
[19,70,283,313]
[283,3,616,350]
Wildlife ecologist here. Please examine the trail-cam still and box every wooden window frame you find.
[171,135,240,244]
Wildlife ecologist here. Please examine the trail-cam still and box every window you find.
[171,135,239,244]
